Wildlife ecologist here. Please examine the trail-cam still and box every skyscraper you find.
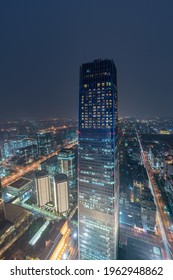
[35,171,51,206]
[57,149,76,189]
[0,199,5,226]
[0,148,5,226]
[78,59,119,260]
[54,174,69,214]
[0,179,2,200]
[57,148,77,205]
[37,132,52,156]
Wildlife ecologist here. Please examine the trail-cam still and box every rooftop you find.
[126,237,162,260]
[8,177,32,189]
[5,203,31,224]
[39,220,66,260]
[35,170,49,178]
[55,173,68,183]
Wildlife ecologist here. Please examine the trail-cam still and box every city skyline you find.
[0,1,173,261]
[1,106,173,259]
[1,1,173,120]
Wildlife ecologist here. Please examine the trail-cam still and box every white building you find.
[35,171,51,206]
[54,174,69,214]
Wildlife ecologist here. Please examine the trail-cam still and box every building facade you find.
[54,174,69,214]
[141,187,156,232]
[35,171,51,206]
[37,132,52,156]
[0,179,2,200]
[6,177,33,201]
[57,148,77,205]
[0,199,5,226]
[78,59,119,260]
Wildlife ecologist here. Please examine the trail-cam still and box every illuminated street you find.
[1,140,77,188]
[56,226,78,260]
[136,130,173,259]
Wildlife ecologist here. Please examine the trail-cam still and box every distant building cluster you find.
[2,146,77,215]
[1,60,173,260]
[0,144,77,259]
[119,127,156,233]
[118,119,162,260]
[145,137,173,218]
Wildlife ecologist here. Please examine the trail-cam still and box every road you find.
[1,140,78,188]
[50,228,71,260]
[136,129,172,260]
[56,224,78,260]
[1,151,58,187]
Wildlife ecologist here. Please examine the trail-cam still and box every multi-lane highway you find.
[1,140,78,188]
[1,151,58,187]
[136,129,173,260]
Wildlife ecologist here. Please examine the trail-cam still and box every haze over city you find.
[1,0,173,121]
[0,0,173,263]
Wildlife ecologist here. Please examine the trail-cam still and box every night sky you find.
[1,0,173,121]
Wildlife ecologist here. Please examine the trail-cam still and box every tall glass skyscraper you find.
[78,59,119,260]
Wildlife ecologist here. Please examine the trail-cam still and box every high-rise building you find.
[37,132,52,156]
[141,187,156,232]
[35,171,51,206]
[41,155,59,201]
[0,147,2,164]
[0,198,5,226]
[3,141,12,159]
[0,148,5,226]
[54,174,69,214]
[78,59,119,260]
[57,148,77,205]
[0,148,2,200]
[0,179,2,200]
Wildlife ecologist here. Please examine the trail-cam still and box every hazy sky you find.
[0,0,173,120]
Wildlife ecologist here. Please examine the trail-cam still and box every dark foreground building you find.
[78,59,119,259]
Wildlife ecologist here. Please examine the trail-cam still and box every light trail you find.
[1,140,78,188]
[136,129,172,260]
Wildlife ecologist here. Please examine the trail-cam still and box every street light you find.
[73,232,77,239]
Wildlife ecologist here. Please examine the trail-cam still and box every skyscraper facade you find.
[0,179,2,200]
[35,171,51,206]
[0,199,5,226]
[57,149,76,189]
[57,148,77,205]
[37,132,52,156]
[78,59,119,260]
[54,174,69,214]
